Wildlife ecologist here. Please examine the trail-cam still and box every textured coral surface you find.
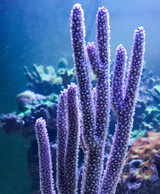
[123,132,160,180]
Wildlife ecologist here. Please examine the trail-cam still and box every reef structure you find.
[34,3,145,194]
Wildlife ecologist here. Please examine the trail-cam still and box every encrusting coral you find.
[34,3,145,194]
[122,132,160,180]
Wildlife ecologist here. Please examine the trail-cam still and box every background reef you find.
[1,60,160,193]
[0,0,160,193]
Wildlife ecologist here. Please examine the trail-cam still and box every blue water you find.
[0,0,160,193]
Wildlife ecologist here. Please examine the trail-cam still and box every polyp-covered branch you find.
[56,89,68,193]
[71,3,95,147]
[35,118,55,194]
[112,44,127,115]
[94,6,110,142]
[57,84,80,194]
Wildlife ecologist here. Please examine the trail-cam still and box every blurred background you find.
[0,0,160,193]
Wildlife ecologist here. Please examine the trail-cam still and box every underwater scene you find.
[0,0,160,193]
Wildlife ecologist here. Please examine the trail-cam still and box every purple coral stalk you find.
[57,83,80,193]
[71,3,95,147]
[35,117,55,194]
[71,4,110,194]
[56,89,68,193]
[35,4,145,194]
[100,28,145,194]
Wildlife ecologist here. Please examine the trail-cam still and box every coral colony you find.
[122,132,160,180]
[34,3,145,194]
